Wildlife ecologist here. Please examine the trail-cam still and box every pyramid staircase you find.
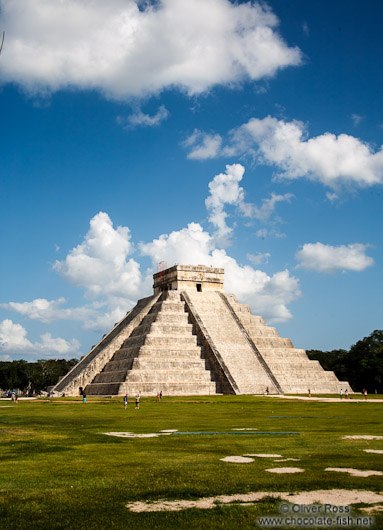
[85,291,218,396]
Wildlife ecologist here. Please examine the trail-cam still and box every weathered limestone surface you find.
[54,265,351,396]
[183,291,280,394]
[223,293,350,394]
[85,291,218,396]
[52,294,161,395]
[154,264,224,294]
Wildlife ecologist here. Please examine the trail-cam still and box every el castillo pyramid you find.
[53,265,349,396]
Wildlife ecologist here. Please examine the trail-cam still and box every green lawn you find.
[0,395,382,529]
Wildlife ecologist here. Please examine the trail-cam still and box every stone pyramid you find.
[53,265,350,396]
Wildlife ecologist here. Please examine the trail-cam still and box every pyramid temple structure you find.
[53,265,349,396]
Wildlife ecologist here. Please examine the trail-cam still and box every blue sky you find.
[0,0,382,361]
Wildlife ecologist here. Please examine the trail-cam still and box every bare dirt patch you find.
[231,427,258,431]
[160,429,178,433]
[265,467,303,474]
[343,435,383,440]
[104,432,172,438]
[220,456,254,463]
[126,489,383,513]
[325,467,383,477]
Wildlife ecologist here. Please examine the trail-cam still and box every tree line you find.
[0,358,78,395]
[307,329,383,393]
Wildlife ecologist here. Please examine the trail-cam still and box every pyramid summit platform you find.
[53,265,350,396]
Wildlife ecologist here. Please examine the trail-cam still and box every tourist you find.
[82,393,87,404]
[135,392,140,409]
[308,388,311,398]
[157,392,160,402]
[364,389,368,400]
[266,386,269,395]
[124,394,128,409]
[160,390,163,400]
[345,389,348,399]
[340,389,343,400]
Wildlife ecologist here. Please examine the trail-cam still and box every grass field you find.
[1,395,382,529]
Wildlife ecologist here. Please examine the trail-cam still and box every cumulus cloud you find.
[140,222,215,266]
[239,191,294,221]
[1,298,97,323]
[205,164,293,244]
[0,319,81,358]
[118,105,169,128]
[140,222,300,322]
[0,0,301,99]
[295,242,374,273]
[351,114,364,127]
[185,130,223,160]
[231,116,383,190]
[247,252,271,265]
[205,164,245,243]
[185,116,383,192]
[54,211,143,301]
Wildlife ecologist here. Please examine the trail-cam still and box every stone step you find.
[132,359,208,370]
[132,322,194,336]
[120,381,218,396]
[246,327,280,337]
[93,370,128,383]
[126,370,214,383]
[276,373,339,384]
[259,349,308,359]
[123,334,198,348]
[85,382,122,395]
[150,301,185,313]
[114,346,203,360]
[143,312,189,324]
[265,360,323,371]
[102,359,136,371]
[252,337,294,348]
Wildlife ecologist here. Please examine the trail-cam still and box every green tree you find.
[347,330,383,393]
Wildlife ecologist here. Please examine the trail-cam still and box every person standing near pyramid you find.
[135,392,140,409]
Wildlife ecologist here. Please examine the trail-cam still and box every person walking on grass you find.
[340,389,343,400]
[82,393,87,404]
[135,392,140,409]
[124,394,128,409]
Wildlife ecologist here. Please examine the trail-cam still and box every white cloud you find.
[1,297,95,323]
[230,116,383,190]
[247,252,271,265]
[54,211,143,301]
[140,222,215,266]
[295,242,374,273]
[140,222,300,322]
[239,191,294,221]
[118,105,169,128]
[0,319,81,358]
[185,116,383,192]
[0,0,301,99]
[204,164,293,244]
[205,163,245,243]
[351,114,364,127]
[184,130,223,160]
